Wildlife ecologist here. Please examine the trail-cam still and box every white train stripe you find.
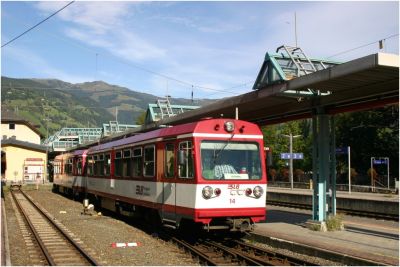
[177,133,264,139]
[56,176,266,209]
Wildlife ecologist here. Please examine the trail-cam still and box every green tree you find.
[135,111,146,125]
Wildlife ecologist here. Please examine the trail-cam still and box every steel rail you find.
[11,189,56,265]
[13,188,99,266]
[233,239,315,265]
[170,236,219,266]
[20,189,99,266]
[202,240,265,266]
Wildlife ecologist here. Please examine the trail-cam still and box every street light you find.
[281,133,302,190]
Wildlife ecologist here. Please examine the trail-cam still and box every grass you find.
[326,214,344,231]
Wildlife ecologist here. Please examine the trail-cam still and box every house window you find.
[9,123,15,130]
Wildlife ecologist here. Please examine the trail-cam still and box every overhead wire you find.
[326,33,399,59]
[3,12,246,96]
[1,1,75,48]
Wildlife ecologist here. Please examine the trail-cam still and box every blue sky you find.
[1,1,399,99]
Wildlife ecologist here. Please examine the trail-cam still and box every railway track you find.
[163,231,316,265]
[10,188,99,266]
[267,200,398,221]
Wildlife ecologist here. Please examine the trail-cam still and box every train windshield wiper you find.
[213,133,234,164]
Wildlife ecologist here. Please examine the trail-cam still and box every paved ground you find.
[253,205,399,265]
[268,187,399,202]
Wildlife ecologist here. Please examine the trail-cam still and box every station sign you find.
[373,159,388,165]
[335,147,348,154]
[280,153,304,160]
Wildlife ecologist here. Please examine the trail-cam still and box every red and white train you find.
[53,118,268,231]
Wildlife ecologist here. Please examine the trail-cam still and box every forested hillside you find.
[1,76,398,183]
[1,76,212,137]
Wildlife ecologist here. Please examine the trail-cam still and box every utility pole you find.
[282,133,302,189]
[294,12,298,47]
[348,146,351,193]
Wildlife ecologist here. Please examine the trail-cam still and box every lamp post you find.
[282,133,302,189]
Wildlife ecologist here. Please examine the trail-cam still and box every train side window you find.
[66,158,73,175]
[132,148,142,177]
[114,151,122,177]
[93,155,99,176]
[87,156,94,176]
[104,154,111,176]
[98,154,105,176]
[178,141,194,179]
[144,145,155,177]
[165,143,175,178]
[123,149,131,177]
[77,158,82,175]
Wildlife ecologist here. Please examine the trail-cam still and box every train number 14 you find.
[230,198,236,204]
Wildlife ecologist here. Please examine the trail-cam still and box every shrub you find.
[326,214,344,231]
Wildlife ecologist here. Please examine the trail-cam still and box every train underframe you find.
[53,184,262,232]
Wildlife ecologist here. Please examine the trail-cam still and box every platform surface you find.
[267,187,399,202]
[254,205,399,265]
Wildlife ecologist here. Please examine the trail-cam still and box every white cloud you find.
[34,1,166,61]
[151,14,244,34]
[265,2,399,61]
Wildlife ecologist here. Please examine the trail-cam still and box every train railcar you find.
[52,118,268,231]
[83,118,268,231]
[53,149,87,197]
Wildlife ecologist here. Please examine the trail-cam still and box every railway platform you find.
[252,205,399,265]
[267,187,399,219]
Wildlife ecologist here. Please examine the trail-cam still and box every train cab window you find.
[200,141,262,180]
[87,156,94,176]
[165,143,175,178]
[123,149,131,177]
[144,145,155,177]
[132,148,142,177]
[114,151,122,177]
[178,141,194,179]
[104,154,111,175]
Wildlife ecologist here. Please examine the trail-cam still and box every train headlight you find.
[253,186,263,199]
[245,188,252,196]
[202,186,213,199]
[224,121,235,132]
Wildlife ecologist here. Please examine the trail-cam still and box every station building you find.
[1,110,47,184]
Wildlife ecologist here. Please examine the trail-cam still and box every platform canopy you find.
[73,52,398,149]
[151,52,399,127]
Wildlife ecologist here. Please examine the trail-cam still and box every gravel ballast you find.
[4,186,199,266]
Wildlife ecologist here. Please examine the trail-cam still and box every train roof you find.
[88,118,262,153]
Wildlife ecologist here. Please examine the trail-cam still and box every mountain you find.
[1,77,214,138]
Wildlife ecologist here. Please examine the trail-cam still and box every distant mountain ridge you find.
[1,76,214,138]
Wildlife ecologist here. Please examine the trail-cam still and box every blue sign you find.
[336,147,348,154]
[373,159,387,165]
[280,153,304,160]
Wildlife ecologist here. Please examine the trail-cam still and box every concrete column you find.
[317,113,329,222]
[312,116,318,220]
[330,116,337,216]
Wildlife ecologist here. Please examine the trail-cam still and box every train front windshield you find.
[200,141,262,180]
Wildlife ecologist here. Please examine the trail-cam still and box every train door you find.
[161,142,176,222]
